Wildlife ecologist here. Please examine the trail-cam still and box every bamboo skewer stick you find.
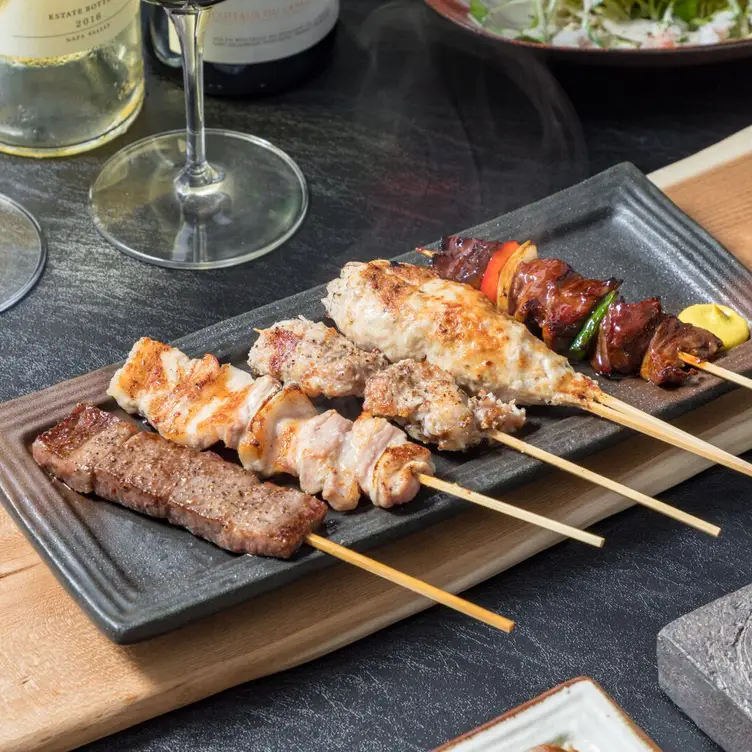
[588,396,752,479]
[415,247,438,258]
[418,474,604,547]
[489,430,719,536]
[679,352,752,391]
[305,533,515,633]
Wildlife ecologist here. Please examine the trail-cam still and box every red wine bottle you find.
[143,0,338,98]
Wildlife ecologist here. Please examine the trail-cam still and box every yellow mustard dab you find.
[678,303,750,351]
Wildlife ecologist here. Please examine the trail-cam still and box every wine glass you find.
[0,194,46,313]
[89,0,308,270]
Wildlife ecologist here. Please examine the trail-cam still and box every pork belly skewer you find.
[250,320,719,536]
[108,338,603,547]
[33,404,513,633]
[323,260,752,480]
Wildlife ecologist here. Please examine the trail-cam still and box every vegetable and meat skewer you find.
[33,404,515,633]
[419,237,748,387]
[107,337,603,546]
[323,260,752,480]
[250,318,720,536]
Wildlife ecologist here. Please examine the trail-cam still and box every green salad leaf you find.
[470,0,491,22]
[470,0,750,45]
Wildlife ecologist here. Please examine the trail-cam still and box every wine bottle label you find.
[0,0,139,59]
[167,0,339,64]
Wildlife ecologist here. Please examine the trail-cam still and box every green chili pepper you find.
[569,289,618,360]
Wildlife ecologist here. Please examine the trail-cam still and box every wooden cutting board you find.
[3,129,752,752]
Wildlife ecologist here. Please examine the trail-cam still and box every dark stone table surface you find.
[2,1,752,749]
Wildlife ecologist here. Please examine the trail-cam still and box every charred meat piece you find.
[591,297,663,377]
[640,316,723,386]
[249,317,388,398]
[509,258,570,328]
[430,236,508,289]
[363,360,525,452]
[543,272,621,354]
[509,259,621,353]
[291,410,361,511]
[346,414,434,508]
[32,404,327,559]
[31,403,139,494]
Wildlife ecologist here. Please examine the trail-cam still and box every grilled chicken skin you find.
[108,337,279,451]
[323,261,600,407]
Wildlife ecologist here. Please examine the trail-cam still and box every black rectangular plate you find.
[1,163,751,644]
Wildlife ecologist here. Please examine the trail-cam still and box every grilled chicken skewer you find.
[323,261,752,480]
[324,260,599,406]
[34,404,514,633]
[250,319,720,536]
[108,338,603,546]
[250,318,526,451]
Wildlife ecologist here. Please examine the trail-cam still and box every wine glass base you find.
[0,195,46,313]
[89,129,309,270]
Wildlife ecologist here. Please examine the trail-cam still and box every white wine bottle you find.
[144,0,338,97]
[0,0,145,158]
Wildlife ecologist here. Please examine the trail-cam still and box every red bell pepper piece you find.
[479,241,520,301]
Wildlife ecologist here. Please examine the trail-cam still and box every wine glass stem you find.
[166,8,222,191]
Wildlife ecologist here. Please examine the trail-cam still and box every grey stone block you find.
[658,583,752,752]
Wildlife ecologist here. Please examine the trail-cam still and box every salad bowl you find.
[426,0,752,64]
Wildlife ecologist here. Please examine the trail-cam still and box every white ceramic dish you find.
[435,677,660,751]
